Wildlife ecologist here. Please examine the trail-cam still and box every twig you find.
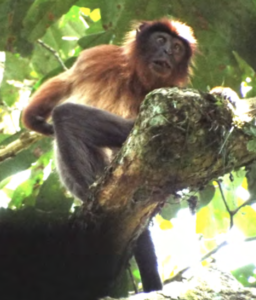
[37,40,68,71]
[217,180,234,228]
[232,198,254,215]
[164,235,256,285]
[127,264,138,294]
[218,126,234,155]
[217,179,254,229]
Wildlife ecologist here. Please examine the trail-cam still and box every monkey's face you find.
[148,32,188,78]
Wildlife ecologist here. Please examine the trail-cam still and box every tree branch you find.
[37,40,68,71]
[71,87,256,280]
[0,131,43,162]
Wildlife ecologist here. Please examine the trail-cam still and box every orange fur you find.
[22,19,197,135]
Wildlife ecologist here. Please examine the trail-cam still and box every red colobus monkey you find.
[22,19,197,293]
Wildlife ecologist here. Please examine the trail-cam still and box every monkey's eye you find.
[156,36,166,45]
[173,43,182,53]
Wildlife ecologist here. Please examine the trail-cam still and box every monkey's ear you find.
[136,22,147,35]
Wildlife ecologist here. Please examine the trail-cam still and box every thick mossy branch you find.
[75,86,256,270]
[127,88,255,189]
[88,87,256,217]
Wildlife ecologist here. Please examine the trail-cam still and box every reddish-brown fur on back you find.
[22,18,197,135]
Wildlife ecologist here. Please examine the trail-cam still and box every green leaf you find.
[0,136,52,182]
[251,127,256,137]
[235,206,256,237]
[198,184,215,209]
[0,0,34,55]
[10,180,34,208]
[0,134,11,144]
[78,31,113,49]
[8,152,50,208]
[2,52,33,106]
[246,161,256,202]
[76,0,102,10]
[36,173,73,213]
[247,140,256,153]
[233,51,255,79]
[232,264,256,287]
[23,0,78,42]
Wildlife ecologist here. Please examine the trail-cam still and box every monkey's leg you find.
[134,228,162,292]
[52,103,162,292]
[52,103,134,199]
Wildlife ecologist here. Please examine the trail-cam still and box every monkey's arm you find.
[22,76,71,135]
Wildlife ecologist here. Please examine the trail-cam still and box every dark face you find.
[147,32,187,77]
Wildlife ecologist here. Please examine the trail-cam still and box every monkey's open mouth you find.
[153,60,171,69]
[152,60,172,76]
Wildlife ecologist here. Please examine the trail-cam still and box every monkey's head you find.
[126,19,197,88]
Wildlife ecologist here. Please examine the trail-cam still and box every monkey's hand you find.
[30,116,54,136]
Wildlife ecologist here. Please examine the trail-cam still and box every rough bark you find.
[102,265,256,300]
[81,87,256,260]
